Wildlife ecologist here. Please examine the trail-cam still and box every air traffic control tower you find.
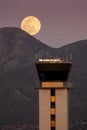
[35,58,72,130]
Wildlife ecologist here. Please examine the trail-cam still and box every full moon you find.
[21,16,41,36]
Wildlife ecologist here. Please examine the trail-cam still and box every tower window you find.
[51,102,55,108]
[51,127,55,130]
[50,120,56,127]
[51,88,55,96]
[50,108,55,115]
[50,96,55,102]
[51,114,55,121]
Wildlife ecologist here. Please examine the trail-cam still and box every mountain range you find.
[0,27,87,126]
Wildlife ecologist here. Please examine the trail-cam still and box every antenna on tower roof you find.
[70,53,72,61]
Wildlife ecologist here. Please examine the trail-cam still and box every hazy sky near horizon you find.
[0,0,87,48]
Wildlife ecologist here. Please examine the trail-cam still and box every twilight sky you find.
[0,0,87,48]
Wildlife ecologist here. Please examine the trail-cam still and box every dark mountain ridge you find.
[58,40,87,120]
[0,27,87,126]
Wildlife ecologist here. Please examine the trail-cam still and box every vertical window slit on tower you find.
[50,88,56,130]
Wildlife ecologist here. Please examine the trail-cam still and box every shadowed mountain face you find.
[0,27,87,126]
[56,42,87,121]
